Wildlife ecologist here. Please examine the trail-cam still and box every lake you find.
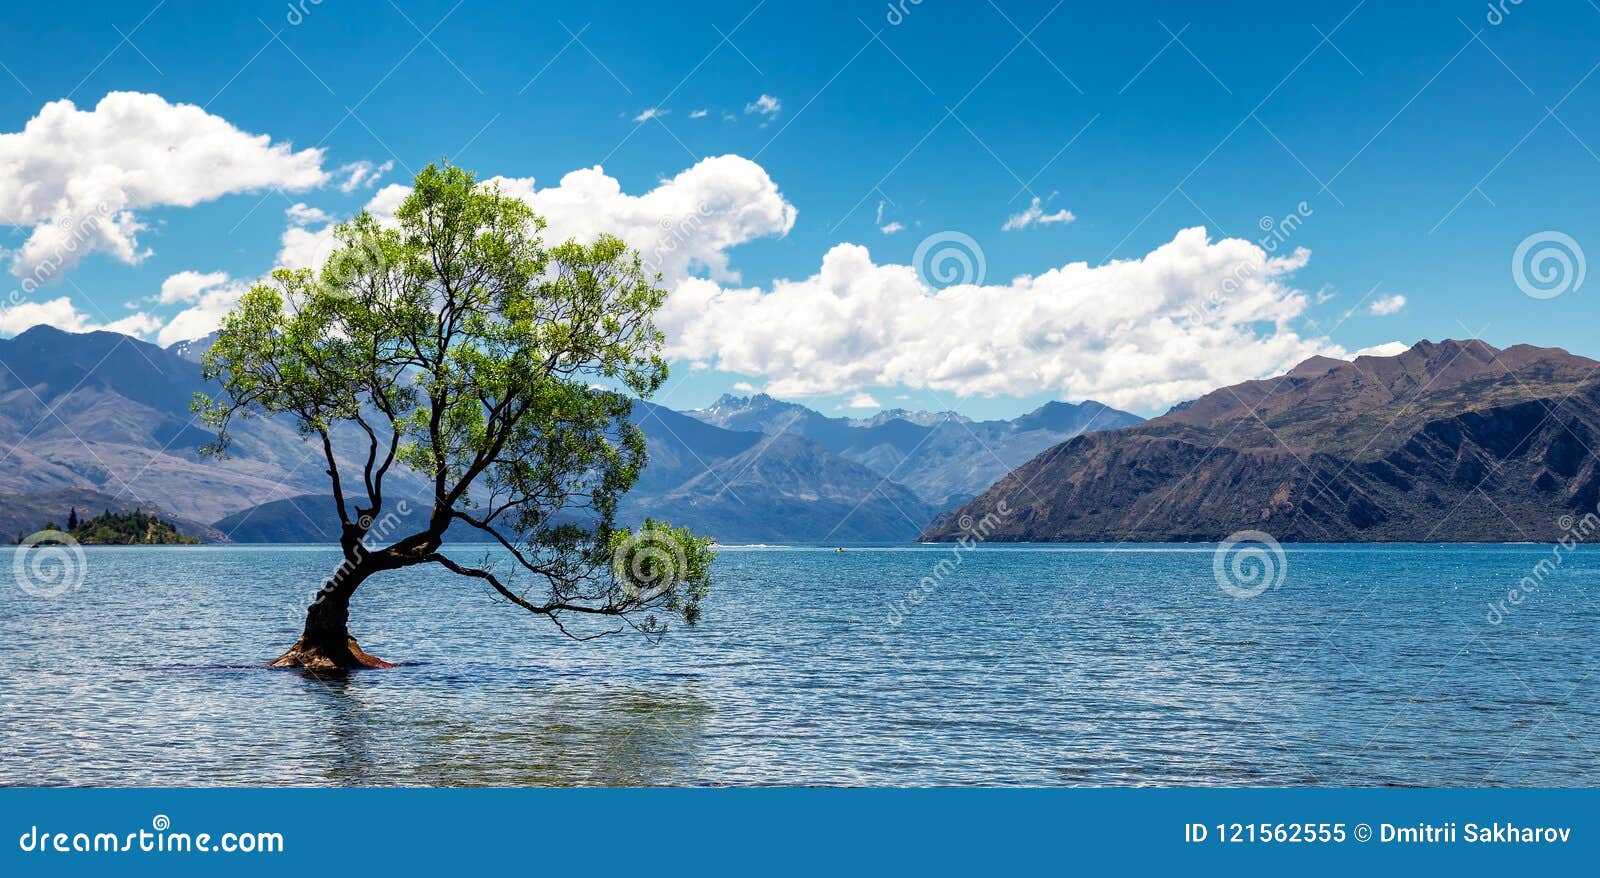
[2,542,1597,787]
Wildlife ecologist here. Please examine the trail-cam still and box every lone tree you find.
[199,163,713,670]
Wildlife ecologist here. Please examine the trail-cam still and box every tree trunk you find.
[268,562,394,670]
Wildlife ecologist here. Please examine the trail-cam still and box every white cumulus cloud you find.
[156,269,230,305]
[0,91,328,284]
[285,203,331,226]
[482,155,796,284]
[156,272,250,347]
[222,155,1355,414]
[276,155,796,289]
[845,392,881,410]
[660,227,1347,412]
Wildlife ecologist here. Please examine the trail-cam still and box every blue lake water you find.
[1,543,1597,787]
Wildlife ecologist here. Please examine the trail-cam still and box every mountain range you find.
[608,392,1140,540]
[0,326,377,524]
[14,326,1590,545]
[924,339,1600,543]
[685,392,1141,508]
[0,326,1138,543]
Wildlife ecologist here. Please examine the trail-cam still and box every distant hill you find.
[0,325,427,524]
[165,331,216,364]
[0,489,225,543]
[623,433,940,542]
[628,401,764,495]
[688,393,1143,508]
[66,509,199,545]
[211,495,346,543]
[924,340,1600,542]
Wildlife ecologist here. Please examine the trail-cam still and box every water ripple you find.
[1,543,1596,786]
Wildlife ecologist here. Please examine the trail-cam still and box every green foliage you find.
[46,509,200,545]
[195,162,711,635]
[608,519,716,629]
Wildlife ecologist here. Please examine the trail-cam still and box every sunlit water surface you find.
[2,543,1597,787]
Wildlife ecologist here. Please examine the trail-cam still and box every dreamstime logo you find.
[1488,507,1598,625]
[12,529,87,598]
[643,201,718,278]
[1212,530,1286,598]
[1486,0,1525,27]
[286,0,325,26]
[885,500,1011,627]
[314,231,392,293]
[6,200,120,305]
[913,231,986,289]
[611,524,687,602]
[1184,201,1311,326]
[1257,201,1313,254]
[17,813,285,855]
[885,0,925,26]
[289,500,413,626]
[1513,231,1584,300]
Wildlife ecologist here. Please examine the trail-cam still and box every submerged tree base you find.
[268,635,395,670]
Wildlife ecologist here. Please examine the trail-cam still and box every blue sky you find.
[1,0,1598,418]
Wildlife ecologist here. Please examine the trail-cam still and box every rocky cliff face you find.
[923,340,1600,542]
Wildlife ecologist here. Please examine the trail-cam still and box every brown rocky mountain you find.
[923,339,1600,542]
